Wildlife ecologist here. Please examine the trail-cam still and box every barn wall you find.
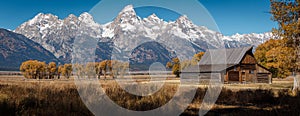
[256,65,270,73]
[225,65,271,84]
[199,51,272,84]
[256,65,272,83]
[242,54,257,64]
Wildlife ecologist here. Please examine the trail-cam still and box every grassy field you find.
[0,75,299,115]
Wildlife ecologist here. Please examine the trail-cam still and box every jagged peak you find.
[117,4,137,17]
[121,5,134,13]
[32,13,58,19]
[176,15,192,23]
[34,13,45,18]
[178,15,188,19]
[78,12,95,23]
[175,15,196,29]
[63,14,78,24]
[67,14,77,19]
[79,12,92,19]
[149,13,157,17]
[148,13,159,19]
[229,33,240,36]
[144,13,162,22]
[114,5,139,24]
[28,13,59,25]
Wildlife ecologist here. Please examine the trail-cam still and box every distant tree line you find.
[20,52,205,79]
[166,52,205,77]
[20,60,72,79]
[20,60,129,79]
[74,60,129,79]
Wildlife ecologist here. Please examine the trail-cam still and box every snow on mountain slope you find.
[15,13,101,63]
[225,32,273,47]
[14,5,273,63]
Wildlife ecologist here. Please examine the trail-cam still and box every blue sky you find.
[0,0,276,35]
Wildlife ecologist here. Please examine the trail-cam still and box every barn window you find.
[250,70,254,74]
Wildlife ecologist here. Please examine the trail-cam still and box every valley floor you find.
[0,75,299,115]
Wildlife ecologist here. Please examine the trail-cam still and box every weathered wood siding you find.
[228,71,239,81]
[257,73,270,83]
[256,65,270,73]
[198,48,272,84]
[242,54,257,64]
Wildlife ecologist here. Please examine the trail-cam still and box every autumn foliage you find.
[20,60,47,79]
[270,0,300,45]
[20,60,129,79]
[253,0,299,78]
[20,60,72,79]
[166,52,205,77]
[255,39,296,78]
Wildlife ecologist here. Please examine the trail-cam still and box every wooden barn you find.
[196,46,272,84]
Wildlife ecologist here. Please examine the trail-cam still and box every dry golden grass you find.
[0,75,300,115]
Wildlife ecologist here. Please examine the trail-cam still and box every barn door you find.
[228,71,239,82]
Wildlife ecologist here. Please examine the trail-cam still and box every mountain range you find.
[0,29,59,70]
[1,5,273,70]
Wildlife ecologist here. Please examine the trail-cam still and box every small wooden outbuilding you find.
[196,46,272,84]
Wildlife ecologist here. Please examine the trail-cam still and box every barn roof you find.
[198,46,253,72]
[199,46,253,65]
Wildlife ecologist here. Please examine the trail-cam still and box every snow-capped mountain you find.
[15,13,101,63]
[14,5,273,63]
[223,32,273,47]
